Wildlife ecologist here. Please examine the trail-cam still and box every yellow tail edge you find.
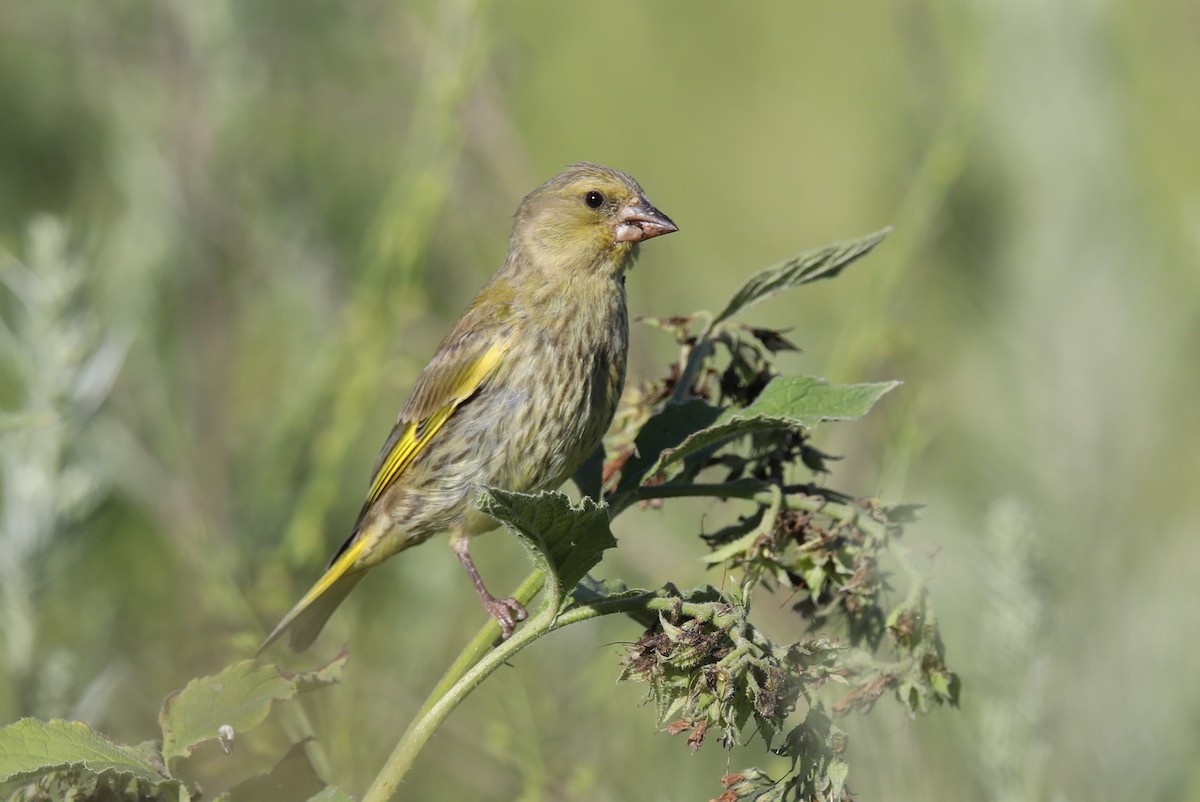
[255,537,368,657]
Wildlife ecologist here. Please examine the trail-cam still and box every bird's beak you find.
[614,199,678,243]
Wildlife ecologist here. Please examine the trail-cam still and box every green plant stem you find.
[361,571,749,801]
[667,312,714,404]
[362,476,914,801]
[413,571,545,720]
[608,477,769,516]
[555,591,738,629]
[615,479,871,523]
[619,477,930,589]
[362,572,548,802]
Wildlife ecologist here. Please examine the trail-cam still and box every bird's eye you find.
[584,190,604,209]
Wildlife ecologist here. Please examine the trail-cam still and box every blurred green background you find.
[2,0,1198,799]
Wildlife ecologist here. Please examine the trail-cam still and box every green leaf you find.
[827,755,850,801]
[737,374,900,422]
[641,376,900,482]
[223,740,324,802]
[478,489,617,612]
[571,444,604,500]
[0,718,171,787]
[613,399,722,496]
[780,703,851,802]
[159,651,347,763]
[700,507,766,565]
[711,227,892,326]
[884,503,923,524]
[929,670,952,699]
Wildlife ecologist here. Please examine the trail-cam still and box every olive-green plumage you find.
[258,163,676,653]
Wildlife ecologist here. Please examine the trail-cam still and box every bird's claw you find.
[483,596,528,639]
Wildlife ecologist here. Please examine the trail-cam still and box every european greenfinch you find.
[258,163,676,653]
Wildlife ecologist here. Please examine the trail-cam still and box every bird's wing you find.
[364,311,513,509]
[255,314,512,655]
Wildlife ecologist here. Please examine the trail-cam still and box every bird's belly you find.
[427,345,622,535]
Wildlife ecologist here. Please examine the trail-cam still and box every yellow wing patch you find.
[365,341,507,506]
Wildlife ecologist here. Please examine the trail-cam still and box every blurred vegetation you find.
[1,1,1197,800]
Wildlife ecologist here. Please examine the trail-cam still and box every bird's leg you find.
[450,528,527,639]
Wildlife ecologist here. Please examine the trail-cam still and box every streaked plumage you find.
[258,163,677,653]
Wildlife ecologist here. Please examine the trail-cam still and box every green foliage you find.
[624,375,900,493]
[1,228,956,802]
[159,653,346,763]
[0,660,351,801]
[477,490,615,614]
[2,3,1194,798]
[4,771,185,802]
[555,230,957,797]
[368,228,953,800]
[0,218,129,722]
[0,719,173,790]
[710,227,892,327]
[615,586,834,752]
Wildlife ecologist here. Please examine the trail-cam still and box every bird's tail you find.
[256,536,368,656]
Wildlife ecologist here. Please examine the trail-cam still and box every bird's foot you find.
[483,595,528,639]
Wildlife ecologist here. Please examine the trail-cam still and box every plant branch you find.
[554,591,737,630]
[613,478,886,534]
[362,572,550,802]
[667,312,714,404]
[361,571,750,800]
[412,571,545,721]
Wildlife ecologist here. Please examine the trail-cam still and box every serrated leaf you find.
[642,376,900,482]
[478,489,617,613]
[0,718,170,787]
[613,399,722,496]
[738,375,900,423]
[712,227,892,326]
[159,651,347,763]
[704,507,765,546]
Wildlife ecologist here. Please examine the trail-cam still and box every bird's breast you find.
[496,279,628,490]
[405,277,629,541]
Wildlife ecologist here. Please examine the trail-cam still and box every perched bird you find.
[258,163,677,653]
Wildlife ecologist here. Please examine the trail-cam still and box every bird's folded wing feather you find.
[256,314,513,654]
[364,317,512,508]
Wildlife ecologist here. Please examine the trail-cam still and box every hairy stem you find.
[414,571,545,721]
[362,571,547,802]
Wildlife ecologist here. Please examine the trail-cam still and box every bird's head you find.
[509,162,677,278]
